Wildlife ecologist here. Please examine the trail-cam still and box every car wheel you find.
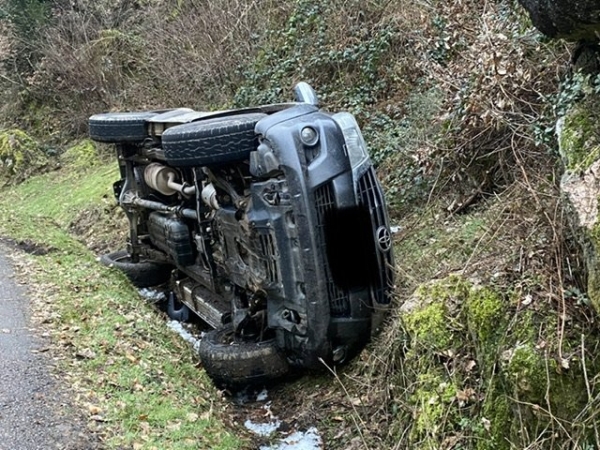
[198,323,289,389]
[100,250,171,288]
[89,111,163,143]
[162,113,266,166]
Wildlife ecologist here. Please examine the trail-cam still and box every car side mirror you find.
[293,82,319,107]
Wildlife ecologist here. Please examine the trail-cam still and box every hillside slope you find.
[2,0,600,448]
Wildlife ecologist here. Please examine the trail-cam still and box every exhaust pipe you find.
[144,163,196,196]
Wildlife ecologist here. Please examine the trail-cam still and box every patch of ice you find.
[244,419,281,436]
[259,427,323,450]
[167,320,201,351]
[138,288,166,303]
[232,387,269,404]
[243,393,322,449]
[256,388,269,402]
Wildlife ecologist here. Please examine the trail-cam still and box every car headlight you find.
[333,112,369,169]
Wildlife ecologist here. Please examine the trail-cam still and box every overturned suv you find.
[90,83,394,387]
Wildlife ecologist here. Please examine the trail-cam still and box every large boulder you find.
[518,0,600,41]
[557,79,600,313]
[389,276,600,449]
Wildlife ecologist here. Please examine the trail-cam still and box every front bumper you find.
[250,106,394,368]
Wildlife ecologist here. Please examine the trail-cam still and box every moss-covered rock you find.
[503,343,549,402]
[395,275,600,449]
[558,102,600,172]
[558,81,600,314]
[586,223,600,313]
[60,139,101,169]
[0,129,48,184]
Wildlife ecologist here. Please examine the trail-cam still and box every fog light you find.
[300,126,319,146]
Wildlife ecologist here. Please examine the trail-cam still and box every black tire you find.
[100,250,172,288]
[162,113,266,166]
[167,293,190,322]
[89,111,163,143]
[198,324,289,388]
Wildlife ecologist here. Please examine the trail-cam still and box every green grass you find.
[0,163,245,449]
[6,164,118,227]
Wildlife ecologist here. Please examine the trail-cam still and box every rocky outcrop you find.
[518,0,600,41]
[558,87,600,314]
[523,0,600,316]
[392,276,599,449]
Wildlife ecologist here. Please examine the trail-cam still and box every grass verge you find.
[0,163,246,449]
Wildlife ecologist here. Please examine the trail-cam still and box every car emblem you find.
[376,226,392,252]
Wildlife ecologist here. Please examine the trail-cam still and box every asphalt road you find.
[0,246,98,450]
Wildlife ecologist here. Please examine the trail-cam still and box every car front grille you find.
[357,167,395,305]
[259,233,279,284]
[314,182,351,317]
